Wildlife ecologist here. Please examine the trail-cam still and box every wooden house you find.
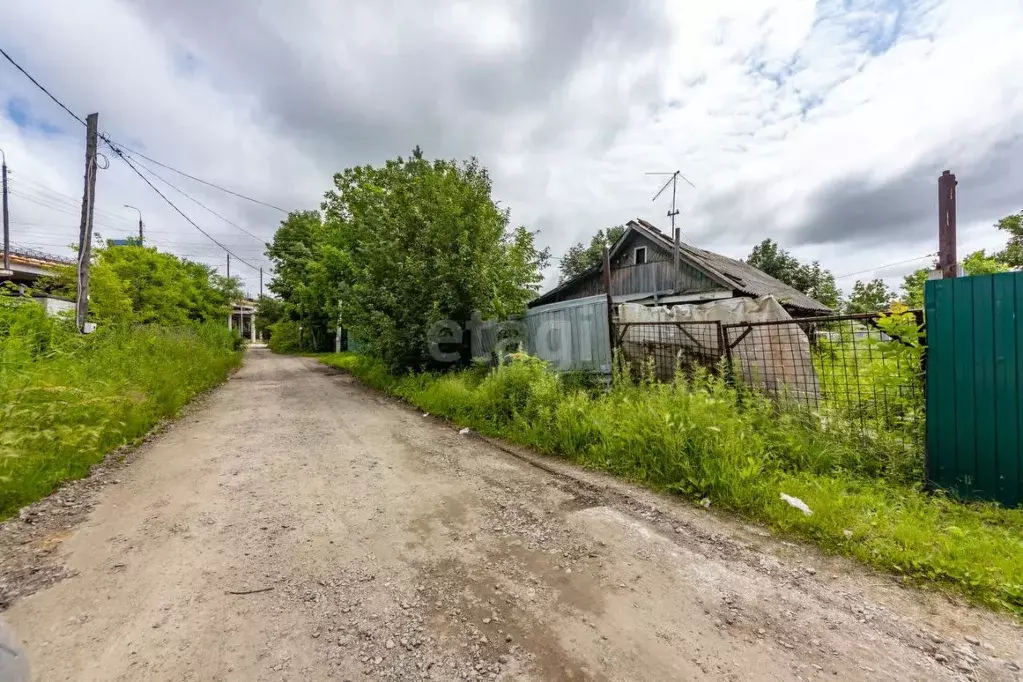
[530,219,830,317]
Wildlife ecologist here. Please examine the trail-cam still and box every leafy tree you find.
[316,149,549,369]
[745,239,840,309]
[254,295,287,340]
[846,278,894,314]
[900,268,930,309]
[995,211,1023,267]
[559,225,626,282]
[963,248,1010,275]
[48,243,239,325]
[265,211,335,351]
[900,250,1009,308]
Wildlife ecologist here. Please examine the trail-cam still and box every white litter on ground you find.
[700,498,712,509]
[780,493,813,516]
[458,428,470,435]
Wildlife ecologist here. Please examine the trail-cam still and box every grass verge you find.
[1,313,241,519]
[320,351,1023,617]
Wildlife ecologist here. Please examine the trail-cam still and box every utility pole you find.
[259,267,263,298]
[124,204,143,243]
[938,170,958,280]
[1,148,10,277]
[76,113,99,332]
[226,252,231,280]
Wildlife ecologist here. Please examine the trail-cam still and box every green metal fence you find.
[926,273,1023,507]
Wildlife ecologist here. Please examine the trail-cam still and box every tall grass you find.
[323,351,1023,616]
[0,300,241,518]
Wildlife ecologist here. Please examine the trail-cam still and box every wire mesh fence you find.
[613,311,926,453]
[614,320,724,382]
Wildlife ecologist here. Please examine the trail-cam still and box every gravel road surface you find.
[2,349,1021,681]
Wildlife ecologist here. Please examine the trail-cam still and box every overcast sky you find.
[1,0,1021,297]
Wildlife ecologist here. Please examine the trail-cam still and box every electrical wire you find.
[101,138,261,271]
[0,47,87,126]
[122,152,269,244]
[108,142,289,214]
[834,253,937,280]
[2,45,286,215]
[1,48,282,268]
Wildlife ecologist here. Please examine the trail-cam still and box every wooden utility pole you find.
[938,170,958,279]
[259,267,263,298]
[1,149,10,277]
[75,113,99,332]
[226,252,231,280]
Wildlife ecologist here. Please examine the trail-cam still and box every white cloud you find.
[1,0,1020,298]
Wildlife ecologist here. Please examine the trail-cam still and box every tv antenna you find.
[646,170,695,291]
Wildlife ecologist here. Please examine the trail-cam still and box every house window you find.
[634,247,647,265]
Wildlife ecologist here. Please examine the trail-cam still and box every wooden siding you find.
[546,231,720,304]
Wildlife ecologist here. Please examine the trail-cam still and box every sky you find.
[1,0,1021,299]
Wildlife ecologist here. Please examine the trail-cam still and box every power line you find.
[0,48,287,246]
[102,139,262,272]
[110,143,289,214]
[834,253,937,280]
[0,47,87,126]
[123,152,269,245]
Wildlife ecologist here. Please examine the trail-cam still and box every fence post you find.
[603,247,616,378]
[720,323,736,387]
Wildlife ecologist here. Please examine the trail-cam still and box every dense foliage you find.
[266,149,550,369]
[844,278,894,313]
[900,249,1011,308]
[745,239,841,309]
[0,297,241,518]
[324,350,1023,615]
[48,242,240,325]
[558,225,626,282]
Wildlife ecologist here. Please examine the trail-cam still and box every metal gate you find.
[926,273,1023,506]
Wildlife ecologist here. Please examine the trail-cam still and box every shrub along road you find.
[2,349,1021,681]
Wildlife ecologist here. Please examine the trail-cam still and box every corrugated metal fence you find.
[926,273,1023,507]
[473,295,612,374]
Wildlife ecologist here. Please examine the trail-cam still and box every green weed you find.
[0,300,241,518]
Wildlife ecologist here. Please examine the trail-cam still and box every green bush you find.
[322,350,1023,616]
[0,304,241,518]
[267,320,302,353]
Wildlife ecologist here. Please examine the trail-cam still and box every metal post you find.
[602,246,616,375]
[1,149,10,276]
[124,205,143,243]
[938,170,957,280]
[76,113,99,332]
[671,173,680,292]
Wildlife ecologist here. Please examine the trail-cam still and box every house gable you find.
[531,227,725,306]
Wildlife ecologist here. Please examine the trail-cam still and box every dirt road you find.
[2,350,1021,681]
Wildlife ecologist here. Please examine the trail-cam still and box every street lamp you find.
[124,204,143,243]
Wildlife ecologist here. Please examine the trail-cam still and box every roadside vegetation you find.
[262,150,1023,615]
[0,243,243,519]
[322,350,1023,616]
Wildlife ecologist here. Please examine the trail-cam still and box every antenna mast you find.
[647,170,695,293]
